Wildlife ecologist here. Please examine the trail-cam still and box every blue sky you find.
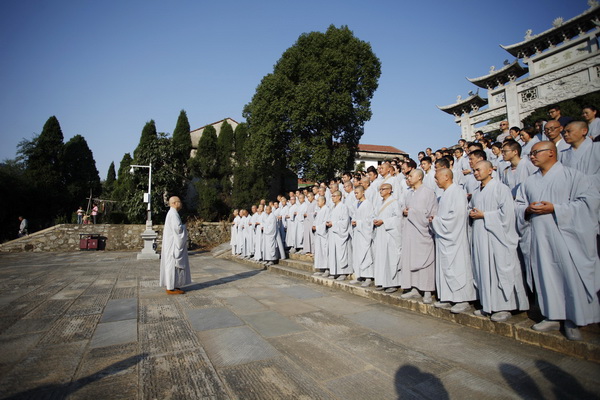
[0,0,581,179]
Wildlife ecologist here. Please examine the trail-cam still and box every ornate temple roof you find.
[500,4,600,58]
[437,94,488,116]
[467,60,528,89]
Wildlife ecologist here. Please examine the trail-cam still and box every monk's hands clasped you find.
[526,201,554,215]
[469,208,484,219]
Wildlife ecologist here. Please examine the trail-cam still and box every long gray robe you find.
[352,199,375,279]
[431,184,477,303]
[238,215,247,256]
[399,185,437,291]
[327,202,352,275]
[560,138,600,189]
[160,207,191,290]
[303,199,316,254]
[471,179,529,313]
[373,197,402,288]
[516,163,600,325]
[231,215,240,254]
[295,201,306,249]
[253,212,265,261]
[262,212,278,261]
[313,205,330,270]
[286,203,298,248]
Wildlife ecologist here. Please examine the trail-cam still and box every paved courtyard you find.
[0,249,598,399]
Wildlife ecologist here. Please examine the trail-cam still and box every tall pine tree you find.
[62,134,101,218]
[190,125,220,220]
[171,110,192,201]
[217,120,234,213]
[103,161,117,198]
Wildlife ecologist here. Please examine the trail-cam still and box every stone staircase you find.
[221,250,600,362]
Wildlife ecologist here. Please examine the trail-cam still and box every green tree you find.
[243,25,381,185]
[103,161,117,198]
[189,125,220,220]
[172,109,192,166]
[231,123,254,208]
[62,134,101,218]
[133,120,158,163]
[217,120,234,212]
[24,116,66,222]
[170,110,192,202]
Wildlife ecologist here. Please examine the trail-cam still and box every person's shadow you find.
[3,353,147,400]
[395,365,449,399]
[500,360,599,399]
[184,269,263,292]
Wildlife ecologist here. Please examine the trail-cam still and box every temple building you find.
[355,144,408,170]
[439,2,600,140]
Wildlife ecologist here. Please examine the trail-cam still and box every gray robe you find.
[303,199,316,254]
[399,185,437,291]
[516,163,600,325]
[262,212,278,261]
[327,202,351,275]
[500,159,537,199]
[313,206,330,270]
[160,207,191,290]
[352,199,375,279]
[431,184,476,303]
[373,197,402,288]
[471,179,529,313]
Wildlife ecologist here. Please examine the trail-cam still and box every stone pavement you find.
[0,250,598,399]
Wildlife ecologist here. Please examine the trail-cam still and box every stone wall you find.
[0,222,230,253]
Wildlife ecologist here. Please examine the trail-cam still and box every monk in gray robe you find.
[516,141,600,341]
[399,169,437,304]
[500,141,536,199]
[325,191,352,280]
[302,192,316,254]
[313,196,330,275]
[470,161,529,321]
[430,169,476,313]
[160,196,191,295]
[373,183,402,292]
[261,206,278,266]
[349,185,375,287]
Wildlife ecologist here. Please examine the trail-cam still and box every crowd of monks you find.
[229,117,600,342]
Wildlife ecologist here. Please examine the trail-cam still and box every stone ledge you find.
[223,253,600,363]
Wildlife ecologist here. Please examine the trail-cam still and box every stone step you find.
[223,254,600,362]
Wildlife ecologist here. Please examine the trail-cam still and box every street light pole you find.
[130,162,159,260]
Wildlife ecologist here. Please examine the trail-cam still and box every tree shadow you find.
[395,365,449,400]
[499,360,599,399]
[3,353,147,400]
[183,269,264,292]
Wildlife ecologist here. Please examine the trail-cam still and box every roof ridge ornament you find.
[525,29,533,40]
[552,17,564,28]
[489,65,496,73]
[589,0,599,9]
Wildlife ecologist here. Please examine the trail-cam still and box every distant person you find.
[18,216,28,237]
[547,104,573,128]
[160,196,191,295]
[77,206,84,224]
[91,203,99,224]
[582,105,600,140]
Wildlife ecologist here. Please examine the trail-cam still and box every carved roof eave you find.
[437,94,488,116]
[467,60,529,89]
[500,6,600,58]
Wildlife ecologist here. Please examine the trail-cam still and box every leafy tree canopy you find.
[243,25,381,182]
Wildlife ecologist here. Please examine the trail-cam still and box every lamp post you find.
[130,162,160,260]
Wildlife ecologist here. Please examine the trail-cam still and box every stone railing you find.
[0,222,231,253]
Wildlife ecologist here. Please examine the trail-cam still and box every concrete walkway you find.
[0,249,598,399]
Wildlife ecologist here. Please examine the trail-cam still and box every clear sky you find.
[0,0,581,179]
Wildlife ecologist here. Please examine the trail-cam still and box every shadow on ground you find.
[3,354,147,400]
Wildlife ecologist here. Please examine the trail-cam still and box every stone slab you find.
[277,285,326,299]
[90,319,137,348]
[225,295,269,314]
[140,350,228,399]
[140,302,183,324]
[241,311,305,338]
[261,299,320,316]
[139,319,202,354]
[219,356,335,400]
[100,298,138,322]
[325,368,413,400]
[186,307,244,331]
[291,310,370,340]
[269,331,368,382]
[41,314,101,345]
[198,325,280,367]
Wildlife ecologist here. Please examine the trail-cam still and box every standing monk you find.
[372,183,402,292]
[470,161,529,321]
[430,169,476,313]
[160,196,191,295]
[516,141,600,340]
[399,169,437,304]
